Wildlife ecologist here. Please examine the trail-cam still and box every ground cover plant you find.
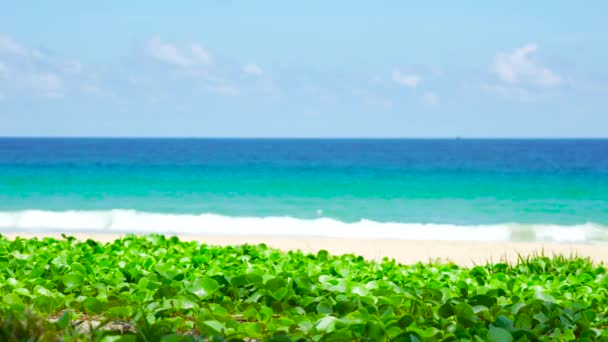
[0,235,607,341]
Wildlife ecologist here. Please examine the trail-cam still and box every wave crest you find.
[0,209,607,243]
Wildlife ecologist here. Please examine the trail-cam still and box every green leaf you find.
[420,327,441,338]
[34,285,52,297]
[514,313,531,330]
[107,306,133,318]
[267,336,293,342]
[335,300,357,316]
[34,296,51,313]
[258,306,274,323]
[100,335,137,342]
[14,288,31,297]
[581,309,597,323]
[3,293,23,306]
[83,297,104,315]
[438,302,455,318]
[488,327,513,342]
[137,277,149,290]
[55,310,72,329]
[71,262,87,274]
[393,332,422,342]
[188,277,220,299]
[315,316,338,333]
[317,249,329,261]
[240,322,262,338]
[351,285,369,297]
[62,273,85,291]
[200,320,225,335]
[454,302,475,319]
[321,330,353,342]
[468,294,496,308]
[366,321,386,340]
[229,274,248,287]
[160,335,193,342]
[265,277,287,291]
[316,300,333,314]
[494,315,515,331]
[397,314,414,328]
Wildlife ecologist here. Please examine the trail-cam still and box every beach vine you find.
[0,234,607,341]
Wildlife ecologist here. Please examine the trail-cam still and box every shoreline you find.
[3,232,607,267]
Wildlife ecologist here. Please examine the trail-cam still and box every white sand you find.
[3,232,607,267]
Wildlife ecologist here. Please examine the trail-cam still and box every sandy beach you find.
[3,232,607,267]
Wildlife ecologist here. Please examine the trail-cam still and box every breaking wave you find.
[1,210,607,243]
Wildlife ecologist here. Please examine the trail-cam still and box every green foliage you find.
[1,234,608,341]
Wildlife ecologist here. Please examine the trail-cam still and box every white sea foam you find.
[0,209,607,243]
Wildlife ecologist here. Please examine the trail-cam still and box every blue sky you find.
[1,1,607,137]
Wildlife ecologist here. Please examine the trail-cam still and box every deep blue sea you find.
[1,138,607,242]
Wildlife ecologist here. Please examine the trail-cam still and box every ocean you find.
[1,138,607,242]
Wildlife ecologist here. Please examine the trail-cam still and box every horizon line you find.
[0,136,608,140]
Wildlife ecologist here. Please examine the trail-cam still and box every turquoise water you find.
[1,139,607,241]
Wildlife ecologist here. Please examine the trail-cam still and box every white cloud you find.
[141,37,253,97]
[191,44,212,65]
[423,91,440,106]
[0,34,27,56]
[392,70,422,88]
[493,43,561,87]
[146,38,214,68]
[146,38,192,67]
[59,60,84,74]
[480,83,553,103]
[243,63,264,76]
[29,73,64,98]
[0,34,94,99]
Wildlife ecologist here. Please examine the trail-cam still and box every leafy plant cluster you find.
[1,234,607,341]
